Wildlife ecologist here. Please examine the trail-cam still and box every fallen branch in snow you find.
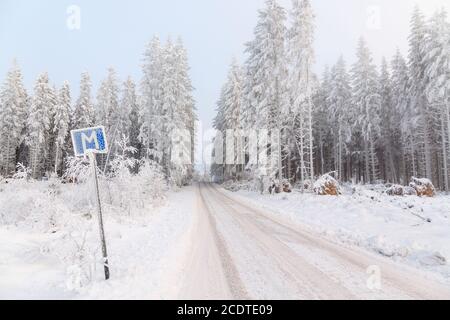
[404,210,432,223]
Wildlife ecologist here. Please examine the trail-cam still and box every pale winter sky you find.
[0,0,449,131]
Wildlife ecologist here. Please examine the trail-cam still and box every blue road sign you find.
[71,126,109,157]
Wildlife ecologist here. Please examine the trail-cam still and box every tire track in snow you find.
[204,183,355,299]
[198,184,250,300]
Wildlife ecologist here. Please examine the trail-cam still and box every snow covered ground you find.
[0,178,195,299]
[2,177,450,299]
[226,183,450,285]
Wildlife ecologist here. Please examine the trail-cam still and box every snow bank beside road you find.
[228,185,450,283]
[0,178,195,299]
[77,187,195,299]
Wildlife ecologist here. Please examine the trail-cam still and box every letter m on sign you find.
[71,126,109,157]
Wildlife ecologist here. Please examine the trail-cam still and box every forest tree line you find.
[212,0,450,191]
[0,37,196,186]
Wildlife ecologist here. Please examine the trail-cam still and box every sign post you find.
[71,126,110,280]
[88,151,110,280]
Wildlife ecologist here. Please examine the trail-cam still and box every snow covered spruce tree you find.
[407,6,436,183]
[174,38,197,183]
[350,38,381,184]
[159,38,183,180]
[327,56,352,181]
[423,8,450,191]
[95,67,120,169]
[391,49,412,184]
[139,36,196,186]
[212,85,227,182]
[379,57,402,184]
[53,81,71,175]
[96,67,120,137]
[73,71,94,130]
[213,58,244,181]
[243,0,288,181]
[121,77,141,158]
[0,61,28,177]
[140,36,164,161]
[213,2,450,190]
[313,66,333,176]
[26,73,56,179]
[161,38,196,185]
[288,0,316,188]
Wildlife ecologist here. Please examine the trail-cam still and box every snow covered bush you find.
[282,180,292,193]
[0,178,73,230]
[302,179,312,191]
[313,173,342,196]
[62,227,101,291]
[385,184,418,197]
[63,156,91,184]
[385,184,405,196]
[410,177,436,197]
[137,160,167,201]
[403,186,418,196]
[12,163,31,180]
[222,179,259,193]
[268,180,279,194]
[105,139,167,213]
[109,139,139,177]
[269,179,292,194]
[0,156,169,292]
[169,166,188,188]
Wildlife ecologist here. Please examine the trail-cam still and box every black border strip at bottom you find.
[0,300,444,318]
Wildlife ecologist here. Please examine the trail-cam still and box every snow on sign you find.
[71,126,108,157]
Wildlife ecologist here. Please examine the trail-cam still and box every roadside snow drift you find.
[226,183,450,284]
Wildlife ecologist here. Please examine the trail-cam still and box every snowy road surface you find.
[177,183,450,300]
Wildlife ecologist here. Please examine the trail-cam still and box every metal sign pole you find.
[88,152,110,280]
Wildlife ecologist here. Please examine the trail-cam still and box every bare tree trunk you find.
[338,126,343,181]
[446,99,450,183]
[364,139,370,184]
[370,136,377,182]
[32,146,39,179]
[54,143,60,175]
[347,151,352,183]
[334,141,338,178]
[297,134,305,193]
[421,98,433,180]
[308,98,314,182]
[410,135,417,178]
[319,133,324,176]
[400,143,407,185]
[287,137,292,182]
[441,107,449,192]
[278,131,283,181]
[4,136,11,176]
[386,140,397,183]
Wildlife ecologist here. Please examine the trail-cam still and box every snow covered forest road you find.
[179,183,450,300]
